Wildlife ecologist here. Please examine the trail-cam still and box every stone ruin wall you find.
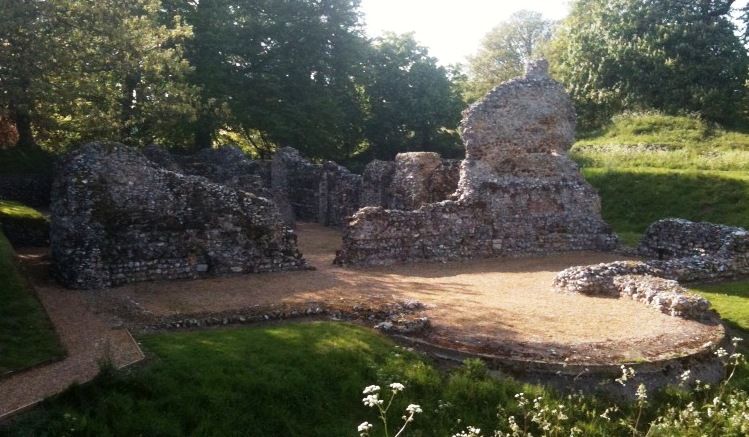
[52,143,308,289]
[143,144,460,229]
[554,218,749,320]
[335,60,617,266]
[361,153,460,211]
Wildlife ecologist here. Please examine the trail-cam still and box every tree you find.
[465,10,554,101]
[0,0,198,150]
[360,33,464,160]
[0,0,56,148]
[551,0,748,129]
[166,0,369,158]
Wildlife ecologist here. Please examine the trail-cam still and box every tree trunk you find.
[10,76,35,148]
[193,112,214,150]
[120,71,142,142]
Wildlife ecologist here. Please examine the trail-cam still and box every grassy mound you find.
[583,168,749,245]
[0,230,63,376]
[572,112,749,171]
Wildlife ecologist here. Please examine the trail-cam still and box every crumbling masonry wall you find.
[51,143,308,289]
[553,218,749,320]
[335,60,617,266]
[142,144,461,229]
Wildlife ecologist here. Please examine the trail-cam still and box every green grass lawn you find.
[692,281,749,333]
[572,112,749,245]
[2,319,748,436]
[0,231,63,376]
[582,168,749,245]
[2,323,549,436]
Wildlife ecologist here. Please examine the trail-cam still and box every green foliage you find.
[583,168,749,243]
[0,230,63,376]
[465,10,555,101]
[550,0,748,129]
[359,33,464,161]
[0,0,198,150]
[0,200,46,222]
[572,112,749,171]
[168,0,371,158]
[0,146,53,175]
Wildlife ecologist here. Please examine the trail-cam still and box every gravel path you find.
[89,223,723,365]
[0,251,144,420]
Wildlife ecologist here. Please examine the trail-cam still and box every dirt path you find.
[0,251,144,420]
[88,223,723,364]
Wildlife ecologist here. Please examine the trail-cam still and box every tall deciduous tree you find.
[551,0,748,129]
[360,33,463,160]
[0,0,56,148]
[2,0,197,150]
[465,10,554,101]
[167,0,369,158]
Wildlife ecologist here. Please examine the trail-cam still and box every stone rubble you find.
[554,218,749,320]
[335,60,617,266]
[51,142,308,289]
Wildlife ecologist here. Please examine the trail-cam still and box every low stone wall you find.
[638,218,749,260]
[51,143,308,289]
[553,264,710,320]
[554,218,749,320]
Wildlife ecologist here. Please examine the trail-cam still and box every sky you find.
[360,0,749,66]
[360,0,572,65]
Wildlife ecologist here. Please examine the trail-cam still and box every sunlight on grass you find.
[583,168,749,237]
[691,281,749,332]
[573,112,749,171]
[0,200,45,220]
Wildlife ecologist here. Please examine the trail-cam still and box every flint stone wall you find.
[51,142,308,289]
[336,60,617,266]
[318,161,362,227]
[143,144,461,229]
[360,154,460,210]
[554,218,749,320]
[638,218,749,262]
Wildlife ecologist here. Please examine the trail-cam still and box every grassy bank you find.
[0,231,63,376]
[3,320,748,436]
[582,168,749,245]
[572,112,749,171]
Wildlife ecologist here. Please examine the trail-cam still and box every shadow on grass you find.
[583,168,749,236]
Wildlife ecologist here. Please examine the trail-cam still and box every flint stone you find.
[336,60,617,266]
[51,142,308,289]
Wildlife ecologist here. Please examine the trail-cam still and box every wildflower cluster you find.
[358,383,423,437]
[355,339,748,436]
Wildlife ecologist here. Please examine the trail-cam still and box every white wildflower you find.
[362,394,383,407]
[357,421,373,432]
[389,382,405,392]
[363,385,381,394]
[615,365,636,386]
[636,383,648,402]
[406,404,423,414]
[679,369,691,384]
[715,347,728,358]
